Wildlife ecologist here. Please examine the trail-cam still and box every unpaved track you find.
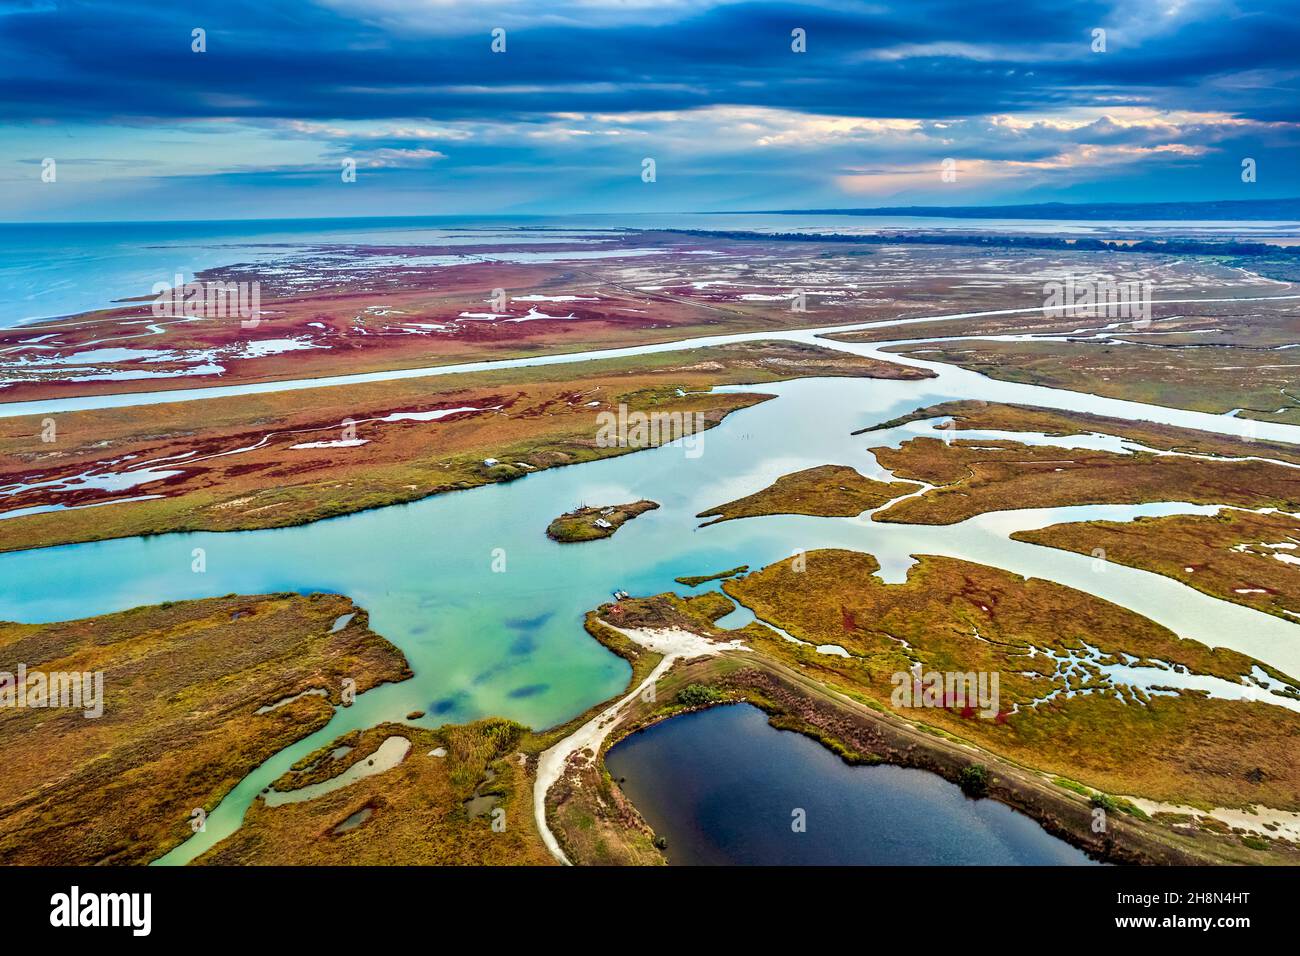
[532,623,746,864]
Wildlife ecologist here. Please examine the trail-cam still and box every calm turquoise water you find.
[605,703,1101,865]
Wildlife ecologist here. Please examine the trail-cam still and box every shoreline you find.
[533,620,748,864]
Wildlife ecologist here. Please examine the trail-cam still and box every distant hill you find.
[747,198,1300,221]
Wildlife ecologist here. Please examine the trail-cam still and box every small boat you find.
[612,589,629,601]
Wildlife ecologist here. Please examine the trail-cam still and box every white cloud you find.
[356,146,447,166]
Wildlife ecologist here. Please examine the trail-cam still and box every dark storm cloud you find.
[3,0,1295,123]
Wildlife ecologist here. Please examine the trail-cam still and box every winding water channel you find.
[3,294,1299,864]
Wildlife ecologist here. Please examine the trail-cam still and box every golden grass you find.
[674,565,749,587]
[0,593,410,864]
[872,436,1300,524]
[697,464,920,525]
[861,399,1300,464]
[722,549,1300,810]
[1015,508,1300,620]
[196,719,555,865]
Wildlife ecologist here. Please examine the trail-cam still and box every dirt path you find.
[531,623,747,865]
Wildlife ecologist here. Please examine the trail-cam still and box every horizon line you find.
[5,196,1300,228]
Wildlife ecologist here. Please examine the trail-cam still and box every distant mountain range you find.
[745,198,1300,221]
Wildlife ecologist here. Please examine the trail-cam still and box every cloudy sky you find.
[2,0,1298,220]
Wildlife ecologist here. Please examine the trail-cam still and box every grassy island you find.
[546,500,659,543]
[675,565,749,587]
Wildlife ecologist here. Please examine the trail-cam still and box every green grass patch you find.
[674,566,749,587]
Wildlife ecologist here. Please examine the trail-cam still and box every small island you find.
[546,500,660,543]
[675,565,749,587]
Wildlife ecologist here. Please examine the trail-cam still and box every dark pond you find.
[605,703,1101,865]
